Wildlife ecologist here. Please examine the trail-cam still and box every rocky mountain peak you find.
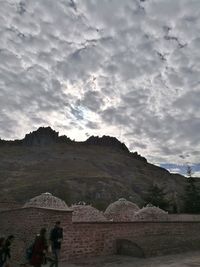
[85,135,130,153]
[22,127,59,145]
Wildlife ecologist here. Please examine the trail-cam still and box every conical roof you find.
[104,198,139,221]
[71,204,107,222]
[23,192,70,211]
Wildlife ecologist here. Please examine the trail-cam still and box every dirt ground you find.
[59,250,200,267]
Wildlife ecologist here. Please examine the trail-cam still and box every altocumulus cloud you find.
[0,0,200,173]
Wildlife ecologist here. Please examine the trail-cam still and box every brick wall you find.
[67,221,200,260]
[1,208,200,264]
[0,207,72,263]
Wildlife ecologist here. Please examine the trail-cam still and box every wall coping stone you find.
[0,206,73,214]
[72,220,200,224]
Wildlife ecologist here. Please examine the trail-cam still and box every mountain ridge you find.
[0,126,186,211]
[0,126,147,162]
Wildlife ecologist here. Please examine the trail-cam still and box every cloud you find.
[78,90,105,112]
[160,163,200,177]
[0,0,200,169]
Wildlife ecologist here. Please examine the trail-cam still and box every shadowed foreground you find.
[58,251,200,267]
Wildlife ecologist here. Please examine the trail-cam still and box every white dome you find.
[104,198,139,221]
[23,192,70,211]
[134,205,168,221]
[71,204,107,222]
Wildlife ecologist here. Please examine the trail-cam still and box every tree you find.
[183,165,200,213]
[170,191,178,213]
[186,165,193,178]
[144,184,169,210]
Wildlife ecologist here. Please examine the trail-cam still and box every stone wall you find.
[1,208,200,264]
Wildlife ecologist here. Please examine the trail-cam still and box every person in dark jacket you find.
[3,235,15,265]
[30,228,47,267]
[49,221,63,267]
[0,237,5,267]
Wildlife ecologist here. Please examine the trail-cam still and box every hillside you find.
[0,127,186,210]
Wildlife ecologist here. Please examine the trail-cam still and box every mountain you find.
[0,127,186,210]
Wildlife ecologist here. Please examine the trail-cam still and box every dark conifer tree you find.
[183,165,200,213]
[144,184,169,210]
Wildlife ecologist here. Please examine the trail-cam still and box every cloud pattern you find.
[0,0,200,173]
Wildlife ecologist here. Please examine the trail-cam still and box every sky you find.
[0,0,200,176]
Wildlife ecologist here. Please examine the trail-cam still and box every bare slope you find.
[0,127,185,209]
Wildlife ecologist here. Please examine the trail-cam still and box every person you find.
[30,228,47,267]
[49,221,63,267]
[3,235,15,266]
[0,237,5,267]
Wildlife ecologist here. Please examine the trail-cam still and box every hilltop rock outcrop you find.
[22,127,73,146]
[23,127,59,145]
[85,135,129,152]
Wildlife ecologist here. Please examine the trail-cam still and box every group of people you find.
[0,221,63,267]
[30,221,63,267]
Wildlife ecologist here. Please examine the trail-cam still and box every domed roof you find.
[104,198,139,221]
[23,193,70,211]
[71,203,107,222]
[134,204,168,221]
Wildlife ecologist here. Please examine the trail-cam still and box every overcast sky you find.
[0,0,200,175]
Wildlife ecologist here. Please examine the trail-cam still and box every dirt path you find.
[59,251,200,267]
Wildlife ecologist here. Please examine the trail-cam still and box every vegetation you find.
[144,184,169,211]
[183,165,200,214]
